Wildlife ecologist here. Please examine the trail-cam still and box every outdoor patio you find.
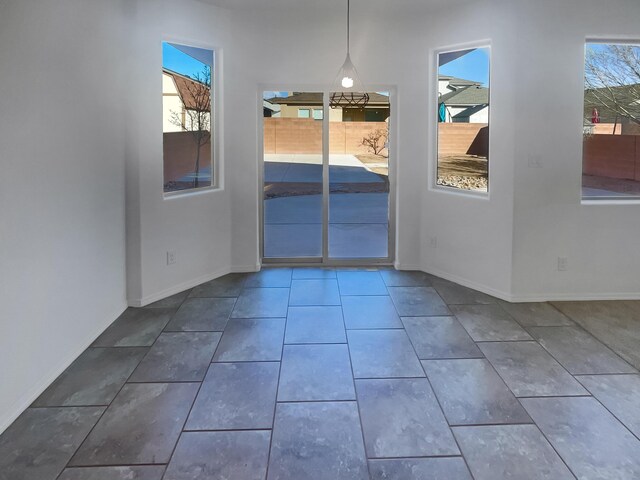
[264,154,390,258]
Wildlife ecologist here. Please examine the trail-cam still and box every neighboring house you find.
[583,84,640,135]
[267,92,390,122]
[438,75,481,95]
[263,99,281,118]
[162,68,211,133]
[438,75,489,123]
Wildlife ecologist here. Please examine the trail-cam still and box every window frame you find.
[162,38,221,198]
[581,38,640,203]
[430,41,492,199]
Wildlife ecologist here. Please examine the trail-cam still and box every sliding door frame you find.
[258,84,397,267]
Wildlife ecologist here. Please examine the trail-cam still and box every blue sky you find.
[439,47,490,86]
[586,43,606,54]
[162,43,208,78]
[264,91,289,100]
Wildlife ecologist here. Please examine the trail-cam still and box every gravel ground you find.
[437,175,488,191]
[437,154,488,191]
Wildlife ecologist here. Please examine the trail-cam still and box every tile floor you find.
[2,268,640,480]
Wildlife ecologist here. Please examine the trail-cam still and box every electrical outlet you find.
[167,250,177,265]
[557,256,568,272]
[429,236,438,248]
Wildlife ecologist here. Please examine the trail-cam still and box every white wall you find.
[509,0,640,300]
[469,108,489,124]
[2,0,638,437]
[125,0,236,306]
[162,72,184,133]
[225,4,438,271]
[0,0,129,432]
[421,1,518,297]
[420,0,640,301]
[215,0,640,301]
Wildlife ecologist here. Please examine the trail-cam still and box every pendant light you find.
[330,0,369,109]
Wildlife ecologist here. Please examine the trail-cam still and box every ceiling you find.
[198,0,458,11]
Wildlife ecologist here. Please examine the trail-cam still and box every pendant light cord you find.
[346,0,350,55]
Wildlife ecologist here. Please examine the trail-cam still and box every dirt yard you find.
[582,174,640,196]
[437,154,488,191]
[263,153,490,197]
[355,154,389,176]
[264,155,390,199]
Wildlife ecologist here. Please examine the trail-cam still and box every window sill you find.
[163,185,223,199]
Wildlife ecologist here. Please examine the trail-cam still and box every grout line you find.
[418,356,486,361]
[573,377,640,444]
[275,398,357,404]
[163,329,226,333]
[263,281,290,480]
[516,394,592,399]
[53,324,172,479]
[474,339,538,343]
[514,400,581,480]
[368,454,468,460]
[410,329,474,476]
[160,364,215,479]
[28,404,110,409]
[345,327,405,331]
[126,379,208,384]
[523,323,640,375]
[275,399,360,405]
[337,277,374,480]
[448,421,534,428]
[182,427,273,433]
[61,463,168,468]
[211,359,285,364]
[11,268,640,480]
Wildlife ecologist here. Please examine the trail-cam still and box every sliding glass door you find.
[262,92,323,259]
[329,92,390,258]
[262,90,392,263]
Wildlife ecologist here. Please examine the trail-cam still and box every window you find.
[582,41,640,200]
[162,42,214,193]
[436,46,490,193]
[298,109,311,119]
[313,109,324,120]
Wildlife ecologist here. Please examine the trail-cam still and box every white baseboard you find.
[393,262,423,271]
[129,267,232,307]
[508,292,640,302]
[423,266,512,301]
[423,265,640,303]
[2,263,260,435]
[128,264,261,307]
[231,263,261,273]
[0,302,127,435]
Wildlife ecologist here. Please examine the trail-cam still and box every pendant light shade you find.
[330,0,369,109]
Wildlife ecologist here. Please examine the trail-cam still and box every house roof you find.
[263,99,281,113]
[584,84,640,123]
[163,68,211,111]
[440,85,489,106]
[439,75,482,87]
[268,92,390,107]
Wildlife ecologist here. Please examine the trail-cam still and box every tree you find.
[585,44,640,126]
[170,66,211,188]
[361,128,388,156]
